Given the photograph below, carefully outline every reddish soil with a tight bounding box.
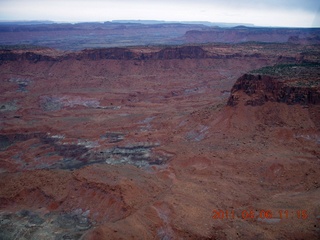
[0,43,319,239]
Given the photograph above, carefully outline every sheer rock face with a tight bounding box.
[0,46,209,62]
[75,47,136,60]
[0,50,58,62]
[228,74,320,106]
[152,46,207,59]
[77,46,208,60]
[1,45,272,63]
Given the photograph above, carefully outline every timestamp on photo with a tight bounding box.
[212,209,308,220]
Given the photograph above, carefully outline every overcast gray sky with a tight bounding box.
[0,0,319,27]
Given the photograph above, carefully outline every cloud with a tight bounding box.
[0,0,319,27]
[171,0,320,12]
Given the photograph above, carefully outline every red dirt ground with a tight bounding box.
[0,44,319,239]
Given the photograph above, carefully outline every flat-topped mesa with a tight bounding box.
[152,46,207,59]
[0,46,209,62]
[0,49,58,62]
[227,63,320,106]
[74,47,136,60]
[74,46,208,60]
[0,48,137,62]
[74,45,210,61]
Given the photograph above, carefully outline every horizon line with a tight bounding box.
[0,19,319,28]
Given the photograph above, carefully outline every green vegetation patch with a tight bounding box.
[250,62,320,85]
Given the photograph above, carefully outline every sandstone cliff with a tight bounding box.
[228,64,320,106]
[0,46,210,62]
[152,46,207,59]
[0,45,276,62]
[2,44,317,63]
[0,49,58,62]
